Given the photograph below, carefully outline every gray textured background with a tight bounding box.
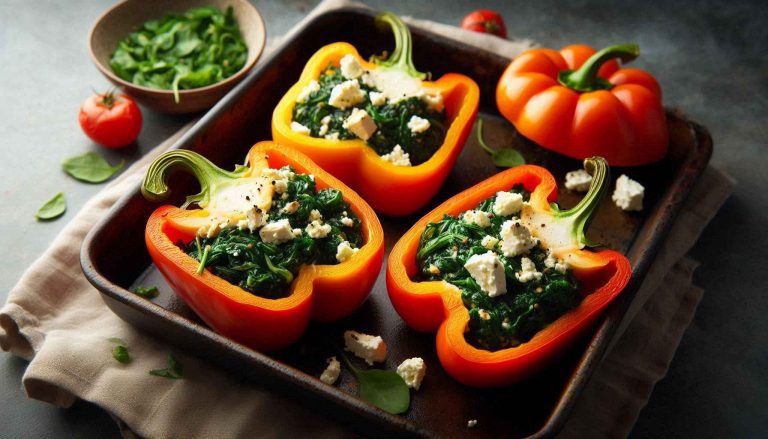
[0,0,766,437]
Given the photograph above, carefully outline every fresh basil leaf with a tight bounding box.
[492,148,525,168]
[132,285,159,299]
[356,369,411,414]
[149,353,184,379]
[108,338,131,364]
[62,152,124,183]
[35,192,66,220]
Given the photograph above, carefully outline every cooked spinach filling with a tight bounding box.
[186,168,363,299]
[292,65,446,166]
[416,186,582,351]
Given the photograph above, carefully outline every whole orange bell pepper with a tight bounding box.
[142,142,384,351]
[386,157,631,387]
[272,13,479,216]
[497,44,668,166]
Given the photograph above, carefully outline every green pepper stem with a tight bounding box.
[372,12,428,80]
[556,156,610,247]
[558,44,639,92]
[141,150,246,209]
[476,119,497,155]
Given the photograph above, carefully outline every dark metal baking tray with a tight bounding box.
[81,6,712,438]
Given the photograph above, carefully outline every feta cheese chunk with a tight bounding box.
[336,240,359,263]
[369,91,386,106]
[259,219,295,245]
[309,209,322,221]
[328,79,365,109]
[612,174,644,211]
[341,216,355,227]
[396,357,427,390]
[544,250,568,274]
[421,92,444,112]
[342,108,377,140]
[462,210,492,228]
[319,356,341,385]
[564,169,593,192]
[407,115,430,134]
[306,220,332,239]
[339,54,364,79]
[464,251,507,297]
[499,219,538,257]
[493,191,524,217]
[296,79,320,103]
[344,330,387,365]
[481,235,499,250]
[281,201,299,215]
[381,145,412,167]
[516,256,542,283]
[290,121,311,135]
[245,206,267,231]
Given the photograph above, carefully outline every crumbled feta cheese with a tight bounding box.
[328,79,365,109]
[407,115,430,134]
[290,121,311,135]
[428,264,440,275]
[342,108,377,140]
[336,240,359,263]
[281,201,299,214]
[325,132,339,140]
[319,356,341,385]
[306,220,332,239]
[612,174,644,211]
[421,92,444,112]
[261,167,296,182]
[396,357,427,390]
[478,309,491,320]
[499,219,537,257]
[481,235,499,250]
[516,257,542,283]
[369,91,386,106]
[292,228,302,237]
[544,250,568,274]
[360,72,376,88]
[344,330,387,365]
[381,145,412,167]
[274,179,288,194]
[309,209,322,221]
[296,79,320,103]
[493,191,524,217]
[564,169,593,192]
[281,192,289,200]
[339,54,364,79]
[259,219,295,244]
[464,251,507,297]
[467,419,478,428]
[318,124,329,136]
[245,206,267,232]
[462,210,492,228]
[341,217,354,227]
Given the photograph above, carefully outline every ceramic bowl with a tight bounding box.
[88,0,266,114]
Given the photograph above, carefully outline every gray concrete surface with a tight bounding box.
[0,0,765,437]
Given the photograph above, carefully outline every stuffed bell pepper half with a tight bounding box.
[272,12,479,216]
[386,157,631,387]
[141,142,384,351]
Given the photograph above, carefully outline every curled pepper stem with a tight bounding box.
[553,156,610,247]
[141,150,246,209]
[372,12,428,80]
[558,44,639,92]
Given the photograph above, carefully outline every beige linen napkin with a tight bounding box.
[0,1,735,438]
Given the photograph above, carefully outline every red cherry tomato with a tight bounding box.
[79,91,142,149]
[460,10,507,39]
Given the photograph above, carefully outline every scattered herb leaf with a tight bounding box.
[108,337,130,364]
[35,192,66,220]
[62,152,124,183]
[339,352,410,414]
[132,285,159,299]
[149,353,184,379]
[477,118,525,168]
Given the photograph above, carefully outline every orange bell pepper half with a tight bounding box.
[272,13,479,216]
[142,142,384,351]
[386,157,631,387]
[497,44,668,166]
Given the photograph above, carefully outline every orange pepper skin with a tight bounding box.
[272,43,480,216]
[386,165,631,387]
[497,44,668,167]
[145,142,385,351]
